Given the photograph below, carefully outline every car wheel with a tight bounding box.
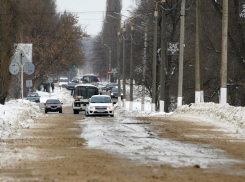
[59,109,62,113]
[73,110,79,114]
[111,114,114,117]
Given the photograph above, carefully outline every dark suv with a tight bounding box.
[44,99,63,113]
[110,87,123,99]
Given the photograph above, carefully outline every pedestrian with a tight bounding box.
[51,82,54,93]
[44,83,47,92]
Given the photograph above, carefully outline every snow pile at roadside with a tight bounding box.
[0,100,43,139]
[172,102,245,135]
[115,97,172,118]
[37,87,73,106]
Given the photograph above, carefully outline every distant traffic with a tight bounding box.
[26,74,120,117]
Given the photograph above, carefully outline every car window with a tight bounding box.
[28,93,38,97]
[112,88,122,92]
[91,97,111,103]
[68,82,76,86]
[46,100,60,104]
[59,78,68,82]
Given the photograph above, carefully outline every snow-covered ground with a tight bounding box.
[81,117,242,168]
[1,86,245,168]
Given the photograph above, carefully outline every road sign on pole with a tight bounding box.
[14,50,29,64]
[111,69,117,74]
[23,62,35,75]
[26,80,33,87]
[14,43,33,62]
[9,50,35,103]
[9,62,20,75]
[239,2,245,23]
[48,77,53,83]
[108,70,112,75]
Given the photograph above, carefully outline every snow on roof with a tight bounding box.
[75,83,98,88]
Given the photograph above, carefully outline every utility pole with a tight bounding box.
[104,44,111,83]
[21,53,24,103]
[177,0,186,107]
[117,27,122,106]
[129,19,134,111]
[151,3,158,112]
[109,49,111,83]
[123,22,126,108]
[195,0,201,104]
[160,6,166,112]
[141,27,147,111]
[220,0,228,104]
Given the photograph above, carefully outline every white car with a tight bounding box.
[85,95,115,117]
[58,77,69,87]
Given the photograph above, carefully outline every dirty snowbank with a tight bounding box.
[0,86,73,139]
[172,103,245,136]
[0,100,43,139]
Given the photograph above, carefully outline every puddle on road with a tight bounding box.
[79,117,243,169]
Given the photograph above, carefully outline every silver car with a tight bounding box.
[85,95,115,117]
[26,92,40,103]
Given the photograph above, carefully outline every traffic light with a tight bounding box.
[73,65,76,68]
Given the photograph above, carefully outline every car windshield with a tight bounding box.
[91,97,111,103]
[46,100,61,104]
[59,78,68,82]
[28,93,39,97]
[74,86,98,99]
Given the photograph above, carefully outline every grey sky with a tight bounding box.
[55,0,136,36]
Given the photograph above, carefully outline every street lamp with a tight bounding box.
[113,12,150,110]
[151,0,165,111]
[103,20,122,107]
[104,44,111,83]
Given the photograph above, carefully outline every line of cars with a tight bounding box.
[26,75,120,117]
[71,83,117,117]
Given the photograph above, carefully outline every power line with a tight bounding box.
[0,10,129,15]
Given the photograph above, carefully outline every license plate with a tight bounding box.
[97,110,105,113]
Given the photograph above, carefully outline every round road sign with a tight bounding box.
[9,62,20,75]
[48,77,53,83]
[23,62,35,75]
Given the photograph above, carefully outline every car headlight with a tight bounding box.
[111,93,114,96]
[89,106,95,110]
[45,106,51,108]
[107,106,114,110]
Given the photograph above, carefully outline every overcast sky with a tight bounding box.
[55,0,136,36]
